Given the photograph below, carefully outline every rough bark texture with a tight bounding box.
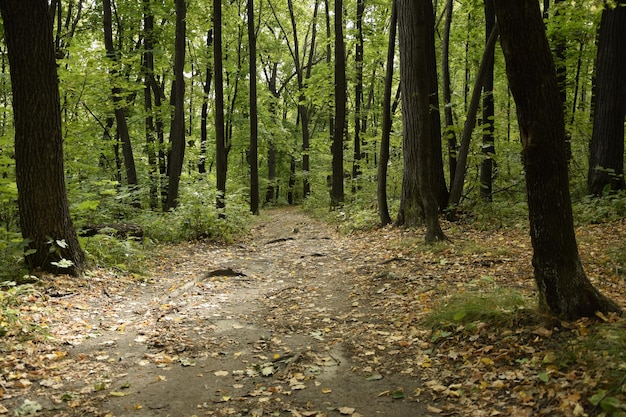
[494,0,621,320]
[396,0,445,243]
[0,0,85,275]
[587,0,626,196]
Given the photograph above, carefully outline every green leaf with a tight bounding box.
[51,258,75,269]
[537,371,549,383]
[392,389,405,399]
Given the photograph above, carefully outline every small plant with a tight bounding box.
[424,288,535,330]
[81,234,147,274]
[0,281,45,340]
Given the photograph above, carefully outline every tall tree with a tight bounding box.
[587,0,626,196]
[0,0,85,275]
[164,0,187,211]
[248,0,259,215]
[441,0,457,183]
[377,0,397,226]
[352,0,365,191]
[494,0,621,319]
[331,0,346,207]
[214,0,229,211]
[396,0,446,243]
[102,0,138,191]
[480,0,496,202]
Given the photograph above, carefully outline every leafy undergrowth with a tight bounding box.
[1,213,626,416]
[334,220,626,417]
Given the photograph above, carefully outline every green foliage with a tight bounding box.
[424,289,535,330]
[0,281,45,340]
[140,184,253,243]
[573,192,626,225]
[81,234,147,274]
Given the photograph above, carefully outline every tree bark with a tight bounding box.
[248,0,259,215]
[331,0,346,208]
[164,0,187,211]
[441,0,457,183]
[352,0,365,192]
[396,0,446,243]
[587,0,626,196]
[102,0,138,191]
[494,0,621,320]
[480,0,495,202]
[0,0,85,275]
[214,0,228,212]
[377,0,396,226]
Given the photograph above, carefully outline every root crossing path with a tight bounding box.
[4,208,436,417]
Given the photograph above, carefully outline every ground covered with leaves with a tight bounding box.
[1,207,626,416]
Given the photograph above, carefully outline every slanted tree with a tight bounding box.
[0,0,85,275]
[587,0,626,196]
[494,0,621,320]
[396,0,446,243]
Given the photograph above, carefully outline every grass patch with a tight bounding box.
[424,288,536,330]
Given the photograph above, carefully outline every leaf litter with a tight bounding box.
[0,209,625,416]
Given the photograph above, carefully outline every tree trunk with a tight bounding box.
[248,0,259,215]
[480,0,495,202]
[494,0,621,320]
[199,28,213,175]
[396,0,446,243]
[441,0,457,183]
[142,0,159,210]
[447,26,499,215]
[0,0,85,275]
[164,0,187,211]
[331,0,346,208]
[352,0,365,192]
[214,0,228,211]
[102,0,138,192]
[377,0,396,226]
[587,0,626,196]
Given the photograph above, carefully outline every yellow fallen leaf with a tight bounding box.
[322,388,332,394]
[214,370,229,376]
[427,405,442,414]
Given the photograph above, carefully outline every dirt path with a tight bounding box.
[2,208,433,417]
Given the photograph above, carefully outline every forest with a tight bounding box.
[1,0,626,415]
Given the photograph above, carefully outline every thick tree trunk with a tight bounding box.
[494,0,621,320]
[0,0,85,275]
[396,0,445,243]
[377,0,396,226]
[587,0,626,196]
[164,0,187,211]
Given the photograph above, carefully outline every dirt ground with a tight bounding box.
[2,207,626,417]
[1,208,437,416]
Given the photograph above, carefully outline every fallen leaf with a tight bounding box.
[214,370,229,376]
[339,407,355,415]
